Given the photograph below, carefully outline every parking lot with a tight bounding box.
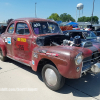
[0,59,100,100]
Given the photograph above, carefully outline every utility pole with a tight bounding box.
[91,0,95,25]
[76,8,77,22]
[35,3,37,17]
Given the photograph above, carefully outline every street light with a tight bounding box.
[35,3,37,17]
[91,0,95,25]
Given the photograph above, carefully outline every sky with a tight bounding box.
[0,0,100,22]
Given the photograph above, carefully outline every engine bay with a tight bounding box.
[36,34,93,47]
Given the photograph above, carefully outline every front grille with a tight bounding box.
[92,51,100,61]
[82,51,100,72]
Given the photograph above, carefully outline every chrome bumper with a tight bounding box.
[81,62,100,75]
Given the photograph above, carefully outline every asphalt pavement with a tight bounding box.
[0,58,100,100]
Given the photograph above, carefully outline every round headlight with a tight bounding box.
[75,53,83,65]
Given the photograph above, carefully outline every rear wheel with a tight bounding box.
[42,64,65,91]
[0,48,7,61]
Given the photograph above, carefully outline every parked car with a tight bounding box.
[0,18,100,91]
[93,28,100,36]
[0,25,7,34]
[63,30,99,42]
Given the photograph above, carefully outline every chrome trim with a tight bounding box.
[82,66,91,73]
[81,63,91,75]
[82,60,100,74]
[81,51,100,76]
[81,62,90,74]
[75,52,83,65]
[83,56,100,63]
[91,63,100,73]
[80,62,83,77]
[7,56,31,67]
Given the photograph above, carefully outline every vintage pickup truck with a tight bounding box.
[0,18,100,91]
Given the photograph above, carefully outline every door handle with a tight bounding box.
[13,37,16,41]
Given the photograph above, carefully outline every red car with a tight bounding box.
[0,18,100,91]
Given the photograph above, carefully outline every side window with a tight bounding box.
[7,24,14,34]
[16,23,30,35]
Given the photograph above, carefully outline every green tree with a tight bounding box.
[47,13,60,21]
[92,16,99,24]
[59,13,75,22]
[78,16,86,22]
[77,16,99,23]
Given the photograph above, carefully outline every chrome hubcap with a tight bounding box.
[45,68,57,86]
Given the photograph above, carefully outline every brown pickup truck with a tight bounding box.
[0,18,100,91]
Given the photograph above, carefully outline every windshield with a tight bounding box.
[83,31,97,39]
[32,22,62,35]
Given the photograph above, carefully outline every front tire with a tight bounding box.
[0,48,7,61]
[42,64,65,91]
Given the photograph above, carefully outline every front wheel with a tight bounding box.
[42,64,65,91]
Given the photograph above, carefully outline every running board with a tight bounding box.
[7,55,31,67]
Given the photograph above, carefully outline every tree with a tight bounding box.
[7,19,14,26]
[59,13,75,22]
[47,13,75,22]
[47,13,60,21]
[78,16,87,22]
[92,16,99,24]
[77,16,99,24]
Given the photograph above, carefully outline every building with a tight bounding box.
[0,22,7,27]
[77,22,91,28]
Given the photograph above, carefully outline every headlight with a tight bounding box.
[75,52,83,65]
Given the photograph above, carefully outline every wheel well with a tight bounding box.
[0,47,5,56]
[0,48,2,53]
[37,58,56,72]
